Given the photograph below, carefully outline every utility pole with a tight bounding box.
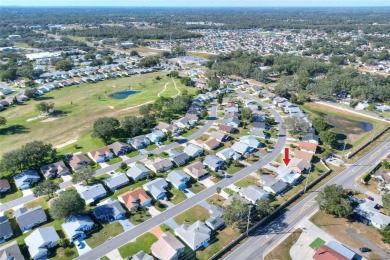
[246,205,253,236]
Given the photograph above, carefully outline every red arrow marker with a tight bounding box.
[283,147,291,166]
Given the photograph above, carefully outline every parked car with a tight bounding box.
[367,196,374,201]
[359,247,371,253]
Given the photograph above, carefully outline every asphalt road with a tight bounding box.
[0,105,217,213]
[77,92,287,260]
[225,136,390,260]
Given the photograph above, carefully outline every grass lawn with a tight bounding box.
[181,128,198,137]
[118,232,158,258]
[264,229,302,260]
[106,156,123,165]
[84,222,123,248]
[225,164,244,174]
[145,143,158,151]
[14,43,29,48]
[310,210,388,259]
[187,178,206,194]
[223,188,235,195]
[0,72,196,155]
[234,175,259,188]
[206,194,226,207]
[167,186,187,204]
[100,257,110,260]
[196,227,241,260]
[309,237,325,250]
[0,182,23,203]
[128,208,152,225]
[174,205,210,225]
[24,196,49,209]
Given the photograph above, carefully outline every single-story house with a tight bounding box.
[25,227,59,260]
[128,135,151,150]
[221,117,240,128]
[0,241,24,260]
[174,117,195,129]
[151,232,185,260]
[0,179,10,193]
[103,172,129,192]
[108,141,131,156]
[146,129,165,143]
[68,153,91,171]
[14,170,40,190]
[276,166,302,185]
[127,164,150,181]
[183,143,203,158]
[166,170,190,190]
[62,214,95,242]
[118,188,152,211]
[40,161,70,179]
[239,185,269,204]
[132,250,154,260]
[203,138,221,151]
[169,150,190,166]
[216,148,240,161]
[231,142,253,155]
[156,122,181,136]
[210,131,228,142]
[92,199,126,222]
[75,183,107,205]
[143,157,173,173]
[313,245,348,260]
[218,124,237,134]
[239,135,261,148]
[175,221,211,251]
[326,241,361,260]
[223,194,250,207]
[183,161,208,179]
[203,155,225,172]
[143,178,168,200]
[0,216,13,243]
[354,200,390,230]
[90,147,114,163]
[302,133,319,144]
[223,112,240,119]
[259,175,289,195]
[288,158,311,173]
[294,150,314,163]
[205,205,225,231]
[14,206,47,232]
[298,141,317,154]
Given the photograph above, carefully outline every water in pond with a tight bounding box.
[110,90,140,99]
[325,115,373,135]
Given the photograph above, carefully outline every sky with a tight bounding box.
[1,0,390,7]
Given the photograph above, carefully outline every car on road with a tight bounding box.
[359,247,371,253]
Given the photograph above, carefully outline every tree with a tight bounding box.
[256,199,273,219]
[284,116,310,134]
[121,116,143,137]
[207,77,220,90]
[217,93,224,105]
[223,198,248,228]
[50,190,85,220]
[367,104,376,111]
[380,225,390,244]
[319,130,338,147]
[142,114,156,129]
[199,110,208,119]
[316,184,353,218]
[36,102,54,115]
[139,104,152,115]
[92,117,120,144]
[241,107,253,128]
[33,180,60,198]
[265,117,275,126]
[165,131,174,142]
[382,160,390,169]
[216,187,222,195]
[25,88,39,99]
[55,59,74,71]
[312,117,330,133]
[383,193,390,211]
[0,116,6,126]
[180,77,192,86]
[72,166,95,184]
[169,71,179,78]
[130,50,139,57]
[120,162,128,171]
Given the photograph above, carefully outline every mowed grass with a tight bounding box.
[118,232,158,258]
[264,229,302,260]
[0,73,196,155]
[309,237,325,250]
[84,221,123,248]
[234,175,259,188]
[173,205,210,225]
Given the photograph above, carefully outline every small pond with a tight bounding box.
[325,115,373,135]
[110,90,140,99]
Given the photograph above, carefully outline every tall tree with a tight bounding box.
[121,116,143,137]
[36,102,54,115]
[284,116,310,134]
[223,198,248,228]
[92,117,120,144]
[33,180,60,198]
[72,166,95,184]
[319,130,338,147]
[50,190,86,220]
[256,199,273,219]
[312,117,330,133]
[217,93,224,105]
[316,184,353,218]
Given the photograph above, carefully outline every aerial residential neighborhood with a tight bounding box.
[0,3,390,260]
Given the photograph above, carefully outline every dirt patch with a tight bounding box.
[41,117,60,122]
[108,106,115,110]
[54,139,78,149]
[112,85,117,88]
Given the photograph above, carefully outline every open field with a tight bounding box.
[0,73,196,155]
[301,103,389,153]
[265,229,302,260]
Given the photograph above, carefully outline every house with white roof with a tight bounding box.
[239,135,262,148]
[175,221,211,251]
[75,183,107,205]
[143,178,168,200]
[276,166,302,185]
[25,227,59,260]
[354,200,390,229]
[127,163,150,181]
[239,186,269,204]
[62,214,94,242]
[216,148,240,161]
[183,144,203,158]
[231,142,254,155]
[166,170,190,190]
[103,172,129,192]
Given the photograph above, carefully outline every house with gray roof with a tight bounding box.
[75,183,107,205]
[143,178,168,200]
[103,172,129,192]
[62,214,94,241]
[203,155,225,172]
[92,199,126,222]
[40,161,70,179]
[183,161,208,179]
[183,144,203,158]
[169,150,190,166]
[223,194,250,207]
[14,170,40,190]
[239,186,269,204]
[221,117,240,128]
[128,135,150,150]
[146,129,165,143]
[354,200,390,230]
[166,170,190,190]
[0,216,13,243]
[151,232,185,260]
[175,221,211,251]
[25,227,59,259]
[302,132,319,144]
[14,206,47,232]
[108,141,131,156]
[216,148,240,161]
[276,166,302,185]
[231,142,253,155]
[259,175,288,195]
[143,157,173,173]
[127,164,150,181]
[204,205,225,230]
[0,241,24,260]
[132,250,154,260]
[239,135,262,148]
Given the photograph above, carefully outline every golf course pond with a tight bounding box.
[110,90,141,99]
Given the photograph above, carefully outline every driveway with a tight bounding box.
[120,155,130,161]
[147,205,161,217]
[61,175,72,182]
[105,249,123,260]
[183,189,195,198]
[22,189,33,196]
[164,218,179,230]
[159,200,174,209]
[117,218,134,231]
[99,162,109,168]
[199,177,215,188]
[75,240,92,255]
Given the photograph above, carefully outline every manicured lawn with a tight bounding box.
[167,186,187,204]
[181,128,198,137]
[0,72,195,155]
[226,164,244,174]
[206,194,226,207]
[223,188,235,195]
[309,237,325,250]
[106,156,123,165]
[145,143,158,151]
[0,182,23,203]
[118,232,158,258]
[174,205,210,225]
[14,43,29,48]
[187,178,206,194]
[24,197,49,209]
[234,175,259,188]
[84,222,123,248]
[128,209,152,225]
[264,229,302,260]
[100,257,110,260]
